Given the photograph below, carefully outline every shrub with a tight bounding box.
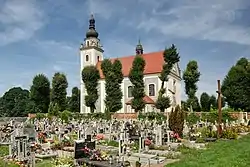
[186,113,200,125]
[169,105,185,137]
[221,129,238,139]
[138,112,166,121]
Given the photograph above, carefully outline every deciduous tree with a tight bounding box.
[155,44,180,112]
[129,55,146,112]
[209,95,217,110]
[183,60,201,112]
[200,92,211,112]
[82,65,100,113]
[29,74,50,113]
[0,87,29,117]
[221,58,250,111]
[51,72,68,111]
[69,87,80,112]
[101,59,123,113]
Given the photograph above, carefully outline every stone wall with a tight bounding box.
[112,112,250,120]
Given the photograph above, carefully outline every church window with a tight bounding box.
[86,55,89,61]
[149,84,155,96]
[97,56,100,61]
[87,41,89,46]
[128,86,132,98]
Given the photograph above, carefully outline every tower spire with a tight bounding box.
[136,39,143,55]
[86,14,98,38]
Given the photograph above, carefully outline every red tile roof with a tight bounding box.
[96,51,164,79]
[125,95,155,105]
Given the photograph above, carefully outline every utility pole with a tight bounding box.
[216,80,222,137]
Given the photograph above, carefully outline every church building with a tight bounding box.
[80,15,181,114]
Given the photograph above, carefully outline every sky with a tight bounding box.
[0,0,250,100]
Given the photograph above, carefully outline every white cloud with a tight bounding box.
[135,0,250,45]
[0,0,45,45]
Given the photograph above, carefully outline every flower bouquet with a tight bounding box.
[38,132,46,143]
[82,146,108,161]
[144,138,152,146]
[96,134,104,141]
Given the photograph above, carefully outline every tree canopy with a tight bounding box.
[155,44,180,112]
[82,65,100,113]
[51,72,68,111]
[29,74,50,113]
[0,87,29,117]
[183,60,201,112]
[101,59,123,113]
[68,87,80,113]
[200,92,210,112]
[222,58,250,111]
[129,55,146,112]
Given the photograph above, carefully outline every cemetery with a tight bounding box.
[0,110,250,167]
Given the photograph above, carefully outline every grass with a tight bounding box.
[166,135,250,167]
[0,145,53,167]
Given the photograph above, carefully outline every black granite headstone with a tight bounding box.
[86,135,91,141]
[74,141,96,159]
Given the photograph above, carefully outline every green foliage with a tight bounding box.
[101,59,123,113]
[0,87,29,117]
[156,45,180,112]
[186,96,200,112]
[68,87,80,112]
[186,113,200,125]
[36,113,46,120]
[29,74,50,113]
[183,60,201,111]
[102,140,119,147]
[51,72,68,111]
[138,112,166,121]
[201,111,236,123]
[181,100,189,111]
[155,91,171,112]
[128,55,146,112]
[0,145,8,156]
[221,129,238,139]
[209,95,217,110]
[48,102,60,116]
[222,58,250,111]
[82,65,100,113]
[200,92,210,112]
[169,105,185,136]
[60,110,72,123]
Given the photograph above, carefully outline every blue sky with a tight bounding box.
[0,0,250,100]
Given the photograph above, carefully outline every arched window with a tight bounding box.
[149,84,155,96]
[97,56,100,62]
[128,86,133,98]
[87,41,89,46]
[86,55,89,61]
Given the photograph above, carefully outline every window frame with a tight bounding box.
[148,83,156,96]
[127,86,133,98]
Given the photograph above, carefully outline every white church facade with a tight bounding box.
[80,15,182,114]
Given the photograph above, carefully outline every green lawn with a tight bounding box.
[167,135,250,167]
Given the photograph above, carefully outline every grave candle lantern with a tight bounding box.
[109,155,113,164]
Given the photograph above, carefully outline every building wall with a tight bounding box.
[80,63,182,114]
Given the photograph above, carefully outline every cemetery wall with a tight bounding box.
[190,112,250,119]
[112,112,250,120]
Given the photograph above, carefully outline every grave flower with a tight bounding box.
[144,138,152,146]
[38,132,46,143]
[96,134,104,140]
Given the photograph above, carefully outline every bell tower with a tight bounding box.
[80,14,104,113]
